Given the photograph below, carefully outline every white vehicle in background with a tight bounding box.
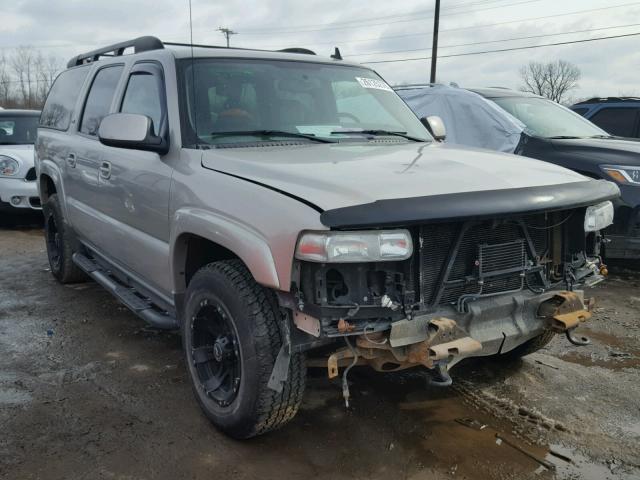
[0,110,41,214]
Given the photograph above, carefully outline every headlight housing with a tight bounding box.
[601,165,640,185]
[0,155,20,177]
[295,230,413,263]
[584,201,614,232]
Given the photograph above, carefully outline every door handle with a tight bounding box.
[66,153,77,168]
[99,161,112,180]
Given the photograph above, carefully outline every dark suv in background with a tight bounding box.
[572,97,640,139]
[398,85,640,260]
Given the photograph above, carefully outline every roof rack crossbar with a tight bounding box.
[67,36,164,68]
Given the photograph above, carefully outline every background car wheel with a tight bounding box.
[182,259,306,439]
[499,329,556,360]
[42,194,86,284]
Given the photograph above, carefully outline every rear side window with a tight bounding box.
[40,67,89,130]
[590,107,639,138]
[80,66,124,136]
[572,107,588,116]
[120,71,163,136]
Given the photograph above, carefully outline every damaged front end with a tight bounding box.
[277,184,617,402]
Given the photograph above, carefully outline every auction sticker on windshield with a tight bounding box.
[356,77,393,92]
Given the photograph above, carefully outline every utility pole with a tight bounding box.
[218,27,237,48]
[429,0,441,84]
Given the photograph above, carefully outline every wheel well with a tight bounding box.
[183,235,239,286]
[40,174,57,203]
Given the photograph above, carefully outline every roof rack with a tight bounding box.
[278,48,316,55]
[575,97,640,105]
[67,36,164,68]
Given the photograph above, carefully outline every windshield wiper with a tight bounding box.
[547,136,584,139]
[590,134,615,139]
[209,130,337,144]
[330,129,425,142]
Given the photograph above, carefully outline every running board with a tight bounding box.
[72,253,178,330]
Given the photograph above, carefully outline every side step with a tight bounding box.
[72,253,178,330]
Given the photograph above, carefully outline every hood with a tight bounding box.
[551,137,640,167]
[0,144,35,178]
[201,141,589,211]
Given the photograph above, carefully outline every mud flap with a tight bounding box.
[267,344,290,393]
[267,317,292,393]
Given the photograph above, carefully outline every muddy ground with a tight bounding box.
[1,215,639,480]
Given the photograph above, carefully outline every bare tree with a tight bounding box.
[519,60,581,104]
[0,47,63,109]
[0,52,12,106]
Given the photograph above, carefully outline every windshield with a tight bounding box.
[0,115,39,145]
[180,59,432,146]
[490,96,607,139]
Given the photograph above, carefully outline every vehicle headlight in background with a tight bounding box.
[584,201,614,232]
[295,230,413,262]
[601,165,640,185]
[0,155,20,177]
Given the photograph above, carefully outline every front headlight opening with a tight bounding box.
[584,201,614,232]
[295,230,413,263]
[0,155,20,177]
[602,165,640,185]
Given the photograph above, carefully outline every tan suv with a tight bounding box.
[36,36,618,438]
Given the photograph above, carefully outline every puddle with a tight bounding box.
[558,327,640,371]
[295,369,640,480]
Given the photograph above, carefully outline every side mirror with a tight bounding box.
[420,115,446,142]
[98,113,168,155]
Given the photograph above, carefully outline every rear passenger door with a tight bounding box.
[66,64,124,247]
[96,62,173,298]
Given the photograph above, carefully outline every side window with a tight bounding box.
[80,65,124,136]
[120,69,164,136]
[40,67,90,130]
[572,107,588,116]
[590,107,639,138]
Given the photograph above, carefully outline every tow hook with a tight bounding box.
[538,291,592,346]
[566,329,591,346]
[429,362,453,387]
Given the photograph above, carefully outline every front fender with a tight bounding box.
[170,207,280,294]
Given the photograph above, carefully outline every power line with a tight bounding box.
[238,0,531,33]
[250,1,640,49]
[361,31,640,64]
[346,22,640,57]
[238,0,539,35]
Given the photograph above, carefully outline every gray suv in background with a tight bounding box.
[36,36,618,439]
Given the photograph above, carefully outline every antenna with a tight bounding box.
[331,47,342,60]
[218,27,237,48]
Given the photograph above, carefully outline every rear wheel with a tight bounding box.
[42,194,86,284]
[182,260,306,439]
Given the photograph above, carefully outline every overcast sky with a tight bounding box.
[2,0,639,101]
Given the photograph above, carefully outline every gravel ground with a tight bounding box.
[1,215,639,480]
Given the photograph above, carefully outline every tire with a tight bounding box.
[42,194,86,284]
[500,329,556,360]
[182,259,306,439]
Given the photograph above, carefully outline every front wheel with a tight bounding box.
[499,330,556,360]
[182,260,306,439]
